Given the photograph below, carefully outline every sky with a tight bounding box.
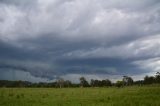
[0,0,160,83]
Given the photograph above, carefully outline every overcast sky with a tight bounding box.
[0,0,160,82]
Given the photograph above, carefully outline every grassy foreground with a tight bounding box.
[0,85,160,106]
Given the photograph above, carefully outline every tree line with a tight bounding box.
[0,72,160,88]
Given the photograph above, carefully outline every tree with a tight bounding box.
[104,79,112,86]
[100,79,111,87]
[115,81,123,87]
[155,72,160,83]
[144,76,155,84]
[56,78,65,88]
[79,77,89,87]
[94,80,100,87]
[90,79,95,87]
[134,80,143,86]
[64,80,72,88]
[122,76,134,86]
[90,79,112,87]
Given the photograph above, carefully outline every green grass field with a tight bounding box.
[0,85,160,106]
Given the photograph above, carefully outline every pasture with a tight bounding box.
[0,85,160,106]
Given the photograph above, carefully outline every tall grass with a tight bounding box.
[0,85,160,106]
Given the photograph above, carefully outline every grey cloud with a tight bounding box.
[101,0,160,11]
[0,69,49,82]
[0,0,160,82]
[133,57,160,73]
[63,35,160,59]
[0,59,56,79]
[0,0,37,8]
[1,0,160,43]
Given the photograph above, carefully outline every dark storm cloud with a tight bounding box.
[0,0,160,82]
[55,57,145,75]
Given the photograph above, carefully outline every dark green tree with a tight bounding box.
[144,76,155,84]
[79,77,89,87]
[115,81,123,87]
[155,72,160,83]
[90,79,95,87]
[122,76,134,86]
[64,80,72,88]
